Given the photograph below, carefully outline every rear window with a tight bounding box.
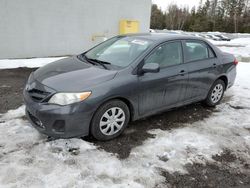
[184,41,216,62]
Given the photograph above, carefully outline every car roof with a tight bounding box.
[119,33,205,43]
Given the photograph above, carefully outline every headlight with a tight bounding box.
[48,92,91,105]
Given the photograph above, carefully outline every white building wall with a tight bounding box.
[0,0,152,59]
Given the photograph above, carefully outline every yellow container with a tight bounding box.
[119,20,139,34]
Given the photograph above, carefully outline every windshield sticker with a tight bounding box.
[131,40,148,45]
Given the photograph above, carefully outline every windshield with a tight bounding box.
[84,36,153,68]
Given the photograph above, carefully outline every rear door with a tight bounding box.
[138,41,188,115]
[183,40,219,101]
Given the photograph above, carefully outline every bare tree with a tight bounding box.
[165,4,189,30]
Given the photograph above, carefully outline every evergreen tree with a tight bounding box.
[150,4,166,29]
[150,0,250,33]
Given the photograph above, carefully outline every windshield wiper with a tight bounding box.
[77,54,96,66]
[78,54,96,66]
[87,58,111,70]
[81,55,110,69]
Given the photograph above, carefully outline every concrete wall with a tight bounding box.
[0,0,151,59]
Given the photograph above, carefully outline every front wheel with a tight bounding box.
[90,100,130,141]
[205,79,226,107]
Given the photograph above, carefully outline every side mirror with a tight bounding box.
[141,63,160,74]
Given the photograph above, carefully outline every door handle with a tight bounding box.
[178,70,187,76]
[212,63,217,68]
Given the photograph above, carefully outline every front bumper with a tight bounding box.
[24,89,95,138]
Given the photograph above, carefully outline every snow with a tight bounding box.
[218,46,250,62]
[0,62,250,187]
[0,108,163,188]
[209,37,250,62]
[0,57,66,69]
[210,37,250,47]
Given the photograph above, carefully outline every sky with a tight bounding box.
[152,0,201,10]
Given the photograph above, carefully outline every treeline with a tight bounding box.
[151,0,250,33]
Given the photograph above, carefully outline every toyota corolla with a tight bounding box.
[24,33,237,140]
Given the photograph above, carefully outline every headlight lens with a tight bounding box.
[48,92,91,105]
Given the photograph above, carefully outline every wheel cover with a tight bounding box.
[211,83,223,103]
[99,107,125,136]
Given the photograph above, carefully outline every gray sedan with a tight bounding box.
[24,33,237,140]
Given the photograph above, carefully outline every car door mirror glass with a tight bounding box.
[141,63,160,74]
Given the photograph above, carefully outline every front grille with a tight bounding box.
[28,88,51,102]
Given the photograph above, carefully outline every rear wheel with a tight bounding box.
[205,79,226,107]
[91,100,130,141]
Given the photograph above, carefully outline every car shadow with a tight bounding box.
[84,102,218,159]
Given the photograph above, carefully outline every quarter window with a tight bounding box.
[208,47,216,58]
[185,41,213,62]
[145,41,182,68]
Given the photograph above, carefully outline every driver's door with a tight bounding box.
[138,41,188,116]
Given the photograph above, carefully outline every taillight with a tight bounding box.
[233,59,238,65]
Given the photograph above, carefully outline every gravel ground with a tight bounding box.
[0,68,249,188]
[0,68,36,113]
[161,149,250,187]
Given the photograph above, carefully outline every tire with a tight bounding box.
[90,100,130,141]
[205,79,226,107]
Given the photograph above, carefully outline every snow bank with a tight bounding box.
[0,57,66,69]
[0,63,250,187]
[209,38,250,62]
[211,37,250,47]
[218,45,250,62]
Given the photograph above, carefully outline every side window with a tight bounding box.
[185,41,209,62]
[145,41,182,68]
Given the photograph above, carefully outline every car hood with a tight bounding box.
[33,56,117,92]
